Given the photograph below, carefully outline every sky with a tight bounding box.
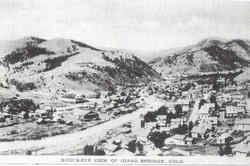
[0,0,250,51]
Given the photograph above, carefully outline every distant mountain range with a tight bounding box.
[149,38,250,80]
[0,37,161,96]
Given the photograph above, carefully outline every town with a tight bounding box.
[81,73,250,157]
[0,71,250,156]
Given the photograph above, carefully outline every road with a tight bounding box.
[188,99,200,123]
[0,95,165,155]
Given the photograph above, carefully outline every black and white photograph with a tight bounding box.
[0,0,250,164]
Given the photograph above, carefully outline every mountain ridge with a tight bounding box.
[149,38,250,77]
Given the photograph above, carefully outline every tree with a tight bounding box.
[83,145,94,155]
[94,148,105,155]
[175,104,183,117]
[199,99,207,109]
[147,131,169,148]
[127,140,136,153]
[144,112,156,122]
[157,106,168,115]
[210,95,217,104]
[188,121,194,131]
[224,143,232,155]
[137,142,144,154]
[172,124,188,135]
[218,145,224,156]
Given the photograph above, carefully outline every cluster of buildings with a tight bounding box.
[130,75,250,156]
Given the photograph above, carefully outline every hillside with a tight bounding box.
[149,38,250,77]
[0,37,161,102]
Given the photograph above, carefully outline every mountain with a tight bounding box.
[0,37,161,101]
[149,38,250,77]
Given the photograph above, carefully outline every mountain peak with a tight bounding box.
[17,36,46,45]
[197,37,227,48]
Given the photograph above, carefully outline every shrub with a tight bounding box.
[9,79,36,92]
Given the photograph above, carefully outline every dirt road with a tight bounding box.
[188,99,200,123]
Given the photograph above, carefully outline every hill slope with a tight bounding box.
[0,37,161,100]
[149,38,250,77]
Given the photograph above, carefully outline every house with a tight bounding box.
[207,116,218,125]
[184,137,195,145]
[225,106,238,118]
[191,90,202,99]
[233,143,250,157]
[191,126,206,138]
[102,143,118,155]
[216,95,224,105]
[159,126,171,132]
[144,122,157,129]
[225,86,237,93]
[35,107,51,118]
[156,115,167,127]
[216,133,232,144]
[164,135,185,145]
[177,99,190,113]
[234,118,250,131]
[231,93,245,103]
[237,102,247,114]
[170,118,186,129]
[84,111,99,121]
[219,108,226,122]
[207,103,215,114]
[75,95,88,104]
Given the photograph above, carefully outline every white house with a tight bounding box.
[216,133,231,144]
[234,118,250,131]
[233,143,250,157]
[156,115,167,127]
[177,99,190,113]
[225,106,238,118]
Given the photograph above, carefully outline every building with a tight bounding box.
[144,122,157,129]
[156,115,167,127]
[237,102,247,114]
[218,109,226,122]
[225,106,238,118]
[191,126,206,138]
[231,93,245,103]
[184,137,195,145]
[233,143,250,157]
[207,116,218,125]
[170,118,186,129]
[216,133,231,144]
[177,99,190,113]
[234,118,250,131]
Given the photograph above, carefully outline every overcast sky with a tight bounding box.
[1,0,250,51]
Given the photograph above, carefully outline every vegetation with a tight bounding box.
[0,98,37,114]
[83,144,105,155]
[9,79,36,92]
[147,130,170,148]
[43,54,76,72]
[3,44,54,65]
